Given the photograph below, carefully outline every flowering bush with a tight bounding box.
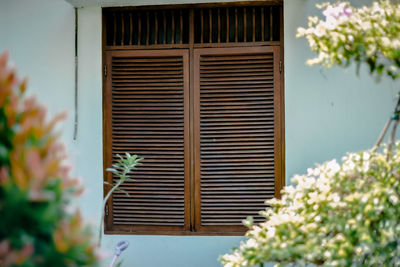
[297,0,400,79]
[0,51,99,266]
[220,146,400,266]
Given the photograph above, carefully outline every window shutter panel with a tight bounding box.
[193,47,282,233]
[104,50,190,233]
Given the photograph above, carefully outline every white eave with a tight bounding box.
[64,0,255,7]
[64,0,279,7]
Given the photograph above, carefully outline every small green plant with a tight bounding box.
[99,153,142,246]
[0,51,99,266]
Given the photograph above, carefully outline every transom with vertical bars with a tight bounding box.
[103,1,284,235]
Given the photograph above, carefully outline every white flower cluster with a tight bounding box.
[220,145,400,266]
[297,0,400,79]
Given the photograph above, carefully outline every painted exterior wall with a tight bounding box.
[0,0,399,266]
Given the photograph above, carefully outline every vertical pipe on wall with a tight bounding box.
[73,7,79,141]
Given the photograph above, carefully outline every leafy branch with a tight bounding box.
[98,153,143,246]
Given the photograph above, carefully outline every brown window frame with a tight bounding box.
[102,1,285,236]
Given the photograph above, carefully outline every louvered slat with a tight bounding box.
[105,50,189,232]
[104,9,190,46]
[194,47,281,232]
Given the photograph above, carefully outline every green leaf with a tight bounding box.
[106,168,118,173]
[116,188,130,197]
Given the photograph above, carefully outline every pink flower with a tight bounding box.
[323,3,352,20]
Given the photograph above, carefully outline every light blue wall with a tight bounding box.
[0,0,399,266]
[284,0,398,180]
[0,0,75,139]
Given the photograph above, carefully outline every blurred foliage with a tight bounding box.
[0,51,99,266]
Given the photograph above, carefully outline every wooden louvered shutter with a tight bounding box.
[193,47,282,233]
[104,50,190,233]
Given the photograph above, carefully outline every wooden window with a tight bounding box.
[103,2,284,235]
[194,47,282,233]
[104,50,190,233]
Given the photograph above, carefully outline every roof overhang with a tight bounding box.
[64,0,281,7]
